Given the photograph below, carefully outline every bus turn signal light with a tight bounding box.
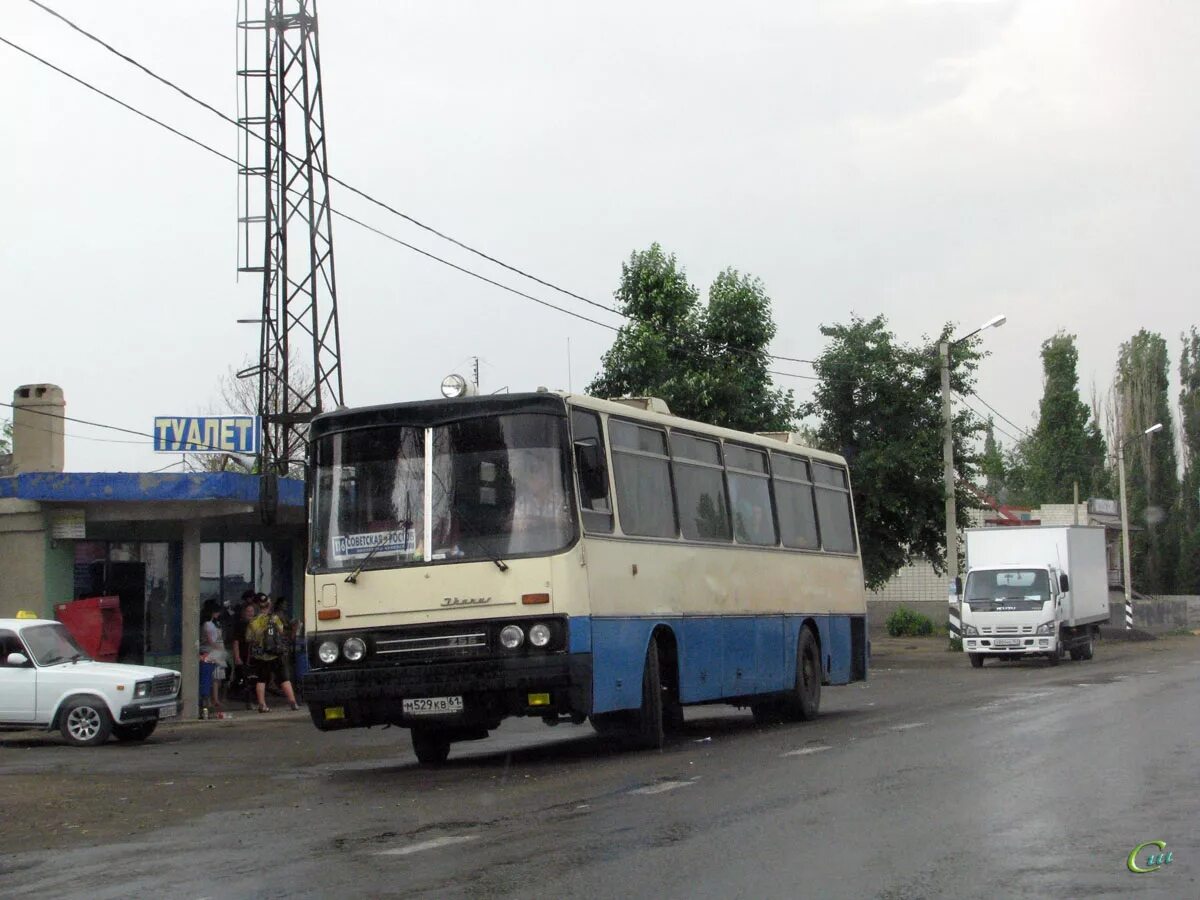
[527,693,550,706]
[522,593,550,605]
[317,609,341,620]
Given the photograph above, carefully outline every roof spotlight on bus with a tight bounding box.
[440,373,478,398]
[499,624,524,649]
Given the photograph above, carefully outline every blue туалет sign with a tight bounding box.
[153,416,259,454]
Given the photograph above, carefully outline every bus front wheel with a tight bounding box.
[632,640,666,750]
[784,629,821,722]
[411,728,451,765]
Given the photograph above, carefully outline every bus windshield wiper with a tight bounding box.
[345,539,387,584]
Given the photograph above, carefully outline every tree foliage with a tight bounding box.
[980,418,1007,502]
[0,418,11,456]
[1007,332,1107,504]
[1177,327,1200,592]
[803,315,983,590]
[588,244,797,432]
[1112,329,1179,593]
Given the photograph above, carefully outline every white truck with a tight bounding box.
[959,526,1110,668]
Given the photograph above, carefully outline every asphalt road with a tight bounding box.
[2,636,1197,899]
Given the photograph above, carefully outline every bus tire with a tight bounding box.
[632,640,665,750]
[411,728,451,765]
[784,628,821,722]
[969,653,984,669]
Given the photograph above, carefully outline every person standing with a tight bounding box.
[230,598,258,710]
[246,595,299,712]
[200,600,229,714]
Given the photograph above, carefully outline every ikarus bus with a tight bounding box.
[301,391,869,764]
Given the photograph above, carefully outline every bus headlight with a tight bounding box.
[528,623,551,648]
[318,641,339,664]
[499,625,524,650]
[342,637,367,662]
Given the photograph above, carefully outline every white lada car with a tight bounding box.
[0,617,181,746]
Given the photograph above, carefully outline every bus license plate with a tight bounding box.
[403,696,463,716]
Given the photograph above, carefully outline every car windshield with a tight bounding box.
[21,623,90,666]
[965,569,1051,603]
[311,412,576,573]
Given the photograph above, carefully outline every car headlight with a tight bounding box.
[499,624,524,649]
[528,623,551,648]
[318,640,340,664]
[342,637,367,662]
[962,624,978,636]
[134,680,150,699]
[1036,622,1055,635]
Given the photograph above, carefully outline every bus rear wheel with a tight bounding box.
[784,628,821,722]
[411,728,451,765]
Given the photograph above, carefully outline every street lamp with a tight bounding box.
[942,313,1006,645]
[1117,421,1163,630]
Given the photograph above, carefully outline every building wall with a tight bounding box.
[0,499,48,617]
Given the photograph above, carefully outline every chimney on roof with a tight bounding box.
[12,384,65,474]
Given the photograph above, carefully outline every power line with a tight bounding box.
[0,32,822,384]
[964,390,1032,440]
[954,393,1024,445]
[22,0,821,370]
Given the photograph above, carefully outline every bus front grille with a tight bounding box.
[374,632,489,656]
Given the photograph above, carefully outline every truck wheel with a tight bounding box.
[631,640,666,750]
[1047,647,1061,667]
[969,653,984,669]
[60,697,113,747]
[112,721,158,742]
[784,628,822,721]
[1079,633,1094,661]
[411,728,451,765]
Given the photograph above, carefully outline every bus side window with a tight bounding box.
[570,410,614,533]
[812,463,857,553]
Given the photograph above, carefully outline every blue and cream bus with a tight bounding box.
[301,391,868,763]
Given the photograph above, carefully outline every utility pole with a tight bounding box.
[940,314,1007,647]
[1117,417,1165,630]
[941,339,960,643]
[237,0,344,519]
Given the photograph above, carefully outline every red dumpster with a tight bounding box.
[55,596,123,662]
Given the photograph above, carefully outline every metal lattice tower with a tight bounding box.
[237,0,343,484]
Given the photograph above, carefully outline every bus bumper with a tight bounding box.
[301,653,592,731]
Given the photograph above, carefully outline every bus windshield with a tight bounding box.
[311,412,576,573]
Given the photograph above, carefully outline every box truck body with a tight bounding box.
[961,526,1109,667]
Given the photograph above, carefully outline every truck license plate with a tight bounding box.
[994,638,1021,647]
[403,696,463,716]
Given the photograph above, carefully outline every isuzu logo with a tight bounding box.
[441,596,491,607]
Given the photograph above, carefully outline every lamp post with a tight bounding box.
[942,313,1006,646]
[1117,421,1163,630]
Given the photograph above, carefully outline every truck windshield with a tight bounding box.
[311,413,576,573]
[22,623,90,666]
[965,569,1051,604]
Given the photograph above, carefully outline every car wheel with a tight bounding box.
[60,697,113,747]
[113,721,158,742]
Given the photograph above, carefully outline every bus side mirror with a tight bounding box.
[1059,573,1070,593]
[953,576,963,596]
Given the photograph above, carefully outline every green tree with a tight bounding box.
[588,244,797,432]
[1010,332,1107,504]
[1113,330,1179,593]
[0,418,11,455]
[980,417,1007,502]
[1177,327,1200,592]
[804,315,983,590]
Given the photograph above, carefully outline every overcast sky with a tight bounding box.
[2,0,1196,473]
